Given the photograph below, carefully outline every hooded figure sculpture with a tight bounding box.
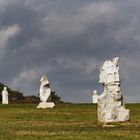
[98,57,129,123]
[37,75,55,109]
[39,75,51,102]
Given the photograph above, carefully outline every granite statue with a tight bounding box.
[98,57,129,123]
[92,90,98,103]
[2,87,9,104]
[37,75,55,108]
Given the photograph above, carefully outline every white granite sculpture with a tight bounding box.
[98,57,129,123]
[37,75,55,109]
[2,87,9,104]
[92,90,98,103]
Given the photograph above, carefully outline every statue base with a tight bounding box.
[36,102,55,109]
[98,94,130,123]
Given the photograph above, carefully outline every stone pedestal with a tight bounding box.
[36,102,55,109]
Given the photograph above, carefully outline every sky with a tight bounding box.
[0,0,140,103]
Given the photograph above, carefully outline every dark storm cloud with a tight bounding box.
[0,0,140,102]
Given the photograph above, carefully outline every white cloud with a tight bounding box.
[11,69,38,89]
[0,24,20,58]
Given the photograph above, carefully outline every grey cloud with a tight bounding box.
[0,0,139,102]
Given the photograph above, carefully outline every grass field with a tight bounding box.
[0,103,140,140]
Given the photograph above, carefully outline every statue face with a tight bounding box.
[107,84,121,100]
[113,91,121,100]
[112,57,119,66]
[4,87,7,90]
[93,90,97,95]
[40,75,48,82]
[107,84,120,93]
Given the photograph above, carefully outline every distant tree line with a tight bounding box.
[0,82,62,103]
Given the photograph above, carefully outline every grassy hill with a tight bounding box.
[0,103,139,140]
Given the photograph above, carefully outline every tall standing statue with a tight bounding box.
[37,75,55,109]
[92,90,98,103]
[98,57,129,123]
[2,87,9,104]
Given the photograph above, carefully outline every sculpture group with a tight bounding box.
[0,57,130,124]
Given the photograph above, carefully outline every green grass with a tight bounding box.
[0,103,140,140]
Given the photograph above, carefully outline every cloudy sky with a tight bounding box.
[0,0,140,103]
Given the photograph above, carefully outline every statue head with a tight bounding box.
[112,57,119,66]
[40,75,49,83]
[93,90,97,95]
[4,87,7,91]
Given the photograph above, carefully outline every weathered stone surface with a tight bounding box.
[2,87,9,104]
[92,90,98,103]
[98,57,129,123]
[36,102,55,109]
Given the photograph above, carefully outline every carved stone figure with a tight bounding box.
[98,57,129,123]
[92,90,98,103]
[2,87,9,104]
[37,75,55,109]
[39,75,51,102]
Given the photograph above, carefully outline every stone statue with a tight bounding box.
[37,75,55,109]
[98,57,129,123]
[39,75,51,102]
[92,90,98,103]
[2,87,9,104]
